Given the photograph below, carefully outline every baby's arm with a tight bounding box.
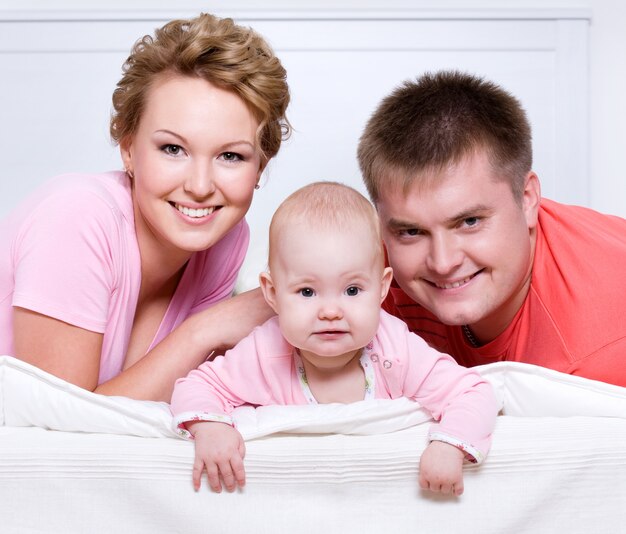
[418,440,465,496]
[187,421,246,493]
[397,325,498,464]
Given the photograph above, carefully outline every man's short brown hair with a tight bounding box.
[357,70,532,203]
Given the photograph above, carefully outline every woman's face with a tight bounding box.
[121,74,262,265]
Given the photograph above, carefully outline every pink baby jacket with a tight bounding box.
[171,310,497,462]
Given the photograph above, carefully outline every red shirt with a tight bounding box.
[384,199,626,387]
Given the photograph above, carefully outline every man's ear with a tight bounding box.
[522,171,541,229]
[259,271,279,314]
[380,266,393,304]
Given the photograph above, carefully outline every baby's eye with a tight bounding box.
[345,286,360,296]
[161,144,183,156]
[300,288,315,297]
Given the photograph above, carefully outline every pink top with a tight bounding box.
[0,171,249,384]
[171,310,497,462]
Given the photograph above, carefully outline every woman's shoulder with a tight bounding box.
[3,171,135,256]
[37,171,133,218]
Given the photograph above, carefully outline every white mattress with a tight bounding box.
[1,355,626,533]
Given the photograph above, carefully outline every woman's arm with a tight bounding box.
[13,287,274,402]
[13,307,103,392]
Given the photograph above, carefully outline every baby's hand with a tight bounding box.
[418,440,465,496]
[187,421,246,493]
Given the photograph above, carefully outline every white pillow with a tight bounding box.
[1,355,176,438]
[478,361,626,417]
[2,355,626,441]
[0,356,434,439]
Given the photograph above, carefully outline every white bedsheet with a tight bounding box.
[1,355,626,533]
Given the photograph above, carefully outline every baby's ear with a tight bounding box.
[380,267,393,303]
[259,271,279,313]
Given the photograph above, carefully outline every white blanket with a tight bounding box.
[4,355,626,439]
[1,355,626,533]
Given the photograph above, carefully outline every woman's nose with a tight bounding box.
[184,162,216,199]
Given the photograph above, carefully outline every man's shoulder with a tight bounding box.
[536,198,626,267]
[539,198,626,236]
[383,285,452,351]
[529,198,626,364]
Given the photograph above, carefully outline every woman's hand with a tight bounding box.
[94,287,274,401]
[418,440,466,496]
[188,421,246,493]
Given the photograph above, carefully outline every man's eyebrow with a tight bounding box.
[448,204,493,223]
[386,217,418,230]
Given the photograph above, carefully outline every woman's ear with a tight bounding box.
[259,271,279,314]
[119,137,134,177]
[380,267,393,304]
[256,156,268,184]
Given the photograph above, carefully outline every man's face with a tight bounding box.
[376,150,540,342]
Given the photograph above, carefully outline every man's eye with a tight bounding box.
[399,228,421,237]
[345,286,360,296]
[300,288,314,297]
[464,217,480,227]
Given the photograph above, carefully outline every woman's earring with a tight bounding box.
[126,168,134,179]
[254,183,260,190]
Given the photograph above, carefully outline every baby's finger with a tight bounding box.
[440,483,454,495]
[206,462,223,493]
[230,454,246,488]
[192,458,205,491]
[418,473,429,491]
[218,460,237,492]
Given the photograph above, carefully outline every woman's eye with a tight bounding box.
[300,288,314,298]
[345,286,360,296]
[161,144,183,156]
[221,152,242,162]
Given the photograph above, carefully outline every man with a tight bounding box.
[357,70,626,387]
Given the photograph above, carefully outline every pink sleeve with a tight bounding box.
[170,319,290,437]
[385,314,498,463]
[12,190,118,332]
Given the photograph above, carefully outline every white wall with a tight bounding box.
[1,0,624,218]
[587,0,626,217]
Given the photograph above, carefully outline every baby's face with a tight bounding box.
[267,222,392,367]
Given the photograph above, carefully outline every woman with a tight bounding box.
[0,13,289,401]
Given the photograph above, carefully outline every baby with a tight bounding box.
[170,182,497,496]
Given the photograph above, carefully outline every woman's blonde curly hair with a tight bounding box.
[110,13,290,165]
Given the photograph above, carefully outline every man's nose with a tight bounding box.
[425,233,463,275]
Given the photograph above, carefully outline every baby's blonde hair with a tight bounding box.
[268,181,383,269]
